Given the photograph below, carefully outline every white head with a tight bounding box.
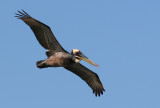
[71,49,98,67]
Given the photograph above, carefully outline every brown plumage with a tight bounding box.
[64,63,105,96]
[15,10,105,96]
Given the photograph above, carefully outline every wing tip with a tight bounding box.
[14,10,32,19]
[93,87,105,97]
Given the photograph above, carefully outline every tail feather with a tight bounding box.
[36,60,48,68]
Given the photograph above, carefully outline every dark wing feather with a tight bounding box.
[64,63,105,96]
[15,10,66,54]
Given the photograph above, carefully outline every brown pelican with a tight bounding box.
[15,10,105,96]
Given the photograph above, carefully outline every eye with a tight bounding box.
[75,52,80,55]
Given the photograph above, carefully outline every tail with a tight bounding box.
[36,60,48,68]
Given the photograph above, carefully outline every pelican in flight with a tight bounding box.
[15,10,105,96]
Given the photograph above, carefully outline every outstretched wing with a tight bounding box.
[64,63,105,96]
[15,10,66,54]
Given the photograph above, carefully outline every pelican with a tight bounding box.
[15,10,105,96]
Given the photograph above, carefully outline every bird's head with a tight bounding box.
[71,49,98,67]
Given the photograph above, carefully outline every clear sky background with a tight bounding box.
[0,0,160,108]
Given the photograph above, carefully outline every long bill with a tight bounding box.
[78,53,99,67]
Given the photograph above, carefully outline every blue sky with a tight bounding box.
[0,0,160,108]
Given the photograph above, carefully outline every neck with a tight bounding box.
[75,58,80,63]
[71,53,81,63]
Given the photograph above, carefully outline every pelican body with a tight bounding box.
[15,10,105,96]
